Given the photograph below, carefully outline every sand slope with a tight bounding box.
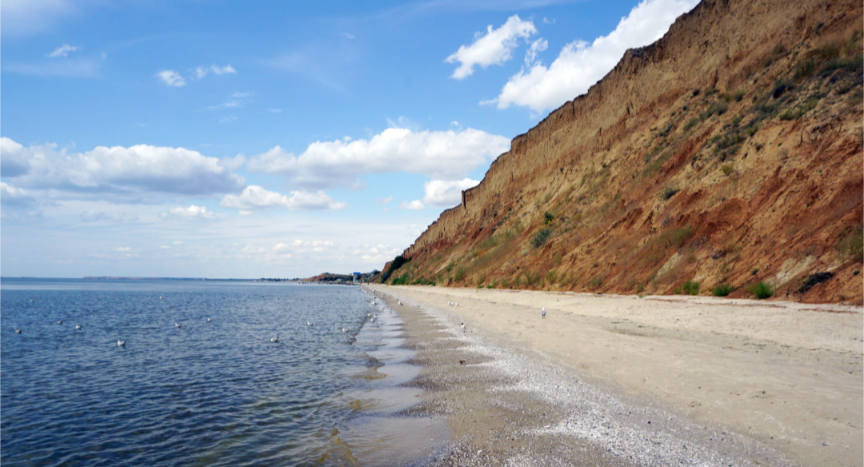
[374,285,863,467]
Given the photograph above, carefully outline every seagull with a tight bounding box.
[342,328,348,333]
[175,323,181,328]
[57,320,63,325]
[15,328,22,334]
[117,339,126,347]
[398,300,402,306]
[307,321,313,326]
[461,323,466,333]
[75,324,82,330]
[159,296,163,300]
[541,308,546,318]
[270,336,279,343]
[207,318,212,322]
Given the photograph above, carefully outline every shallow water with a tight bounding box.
[1,279,444,466]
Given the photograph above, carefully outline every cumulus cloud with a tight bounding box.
[0,137,245,198]
[220,185,347,211]
[246,127,510,189]
[0,182,37,207]
[1,137,32,177]
[399,200,425,210]
[156,70,186,87]
[446,15,537,79]
[161,205,216,219]
[47,44,79,58]
[491,0,698,113]
[422,178,479,207]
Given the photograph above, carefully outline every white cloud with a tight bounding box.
[193,64,236,79]
[446,15,537,79]
[47,44,79,58]
[376,196,394,204]
[219,116,237,123]
[1,137,32,177]
[161,205,216,220]
[422,178,479,207]
[492,0,698,113]
[524,38,548,67]
[156,70,186,87]
[0,137,245,198]
[342,32,355,40]
[399,200,425,210]
[113,246,131,252]
[210,64,236,75]
[246,127,510,189]
[220,185,347,211]
[0,182,37,207]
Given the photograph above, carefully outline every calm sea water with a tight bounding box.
[1,279,445,466]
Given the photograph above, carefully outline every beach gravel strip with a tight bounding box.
[368,286,796,467]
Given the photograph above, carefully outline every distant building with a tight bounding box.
[353,272,362,283]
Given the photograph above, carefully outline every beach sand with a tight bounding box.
[367,285,863,466]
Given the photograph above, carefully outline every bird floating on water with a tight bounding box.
[75,324,82,330]
[175,323,181,328]
[15,328,22,334]
[541,308,546,318]
[117,339,126,347]
[57,320,63,325]
[307,321,313,326]
[342,328,347,333]
[207,318,212,322]
[270,336,279,343]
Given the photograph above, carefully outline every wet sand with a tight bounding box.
[367,285,863,467]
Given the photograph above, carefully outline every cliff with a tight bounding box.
[386,0,863,304]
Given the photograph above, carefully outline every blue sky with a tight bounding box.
[1,0,697,278]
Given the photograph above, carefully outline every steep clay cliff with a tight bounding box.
[383,0,863,304]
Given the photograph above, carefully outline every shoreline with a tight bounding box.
[369,285,863,466]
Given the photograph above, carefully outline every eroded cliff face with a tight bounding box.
[386,0,863,304]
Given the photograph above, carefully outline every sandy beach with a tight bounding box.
[367,285,863,466]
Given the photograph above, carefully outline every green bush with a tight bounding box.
[391,274,410,285]
[382,255,409,282]
[747,281,773,299]
[681,280,700,295]
[712,283,735,297]
[532,227,552,248]
[544,212,555,224]
[587,276,603,290]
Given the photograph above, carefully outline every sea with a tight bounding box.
[0,278,447,467]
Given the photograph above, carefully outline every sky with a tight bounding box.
[1,0,698,278]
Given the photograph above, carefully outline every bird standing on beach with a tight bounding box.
[461,323,466,333]
[541,308,546,318]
